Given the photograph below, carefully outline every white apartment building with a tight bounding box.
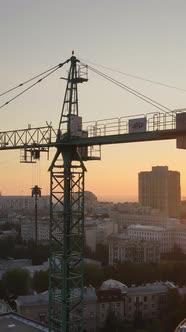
[108,233,160,265]
[127,225,174,253]
[112,211,169,230]
[85,219,115,252]
[0,195,49,212]
[174,224,186,253]
[21,222,49,242]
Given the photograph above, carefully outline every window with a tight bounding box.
[152,295,156,301]
[39,313,46,323]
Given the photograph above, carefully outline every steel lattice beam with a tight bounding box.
[49,147,85,332]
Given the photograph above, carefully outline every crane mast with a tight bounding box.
[49,54,88,332]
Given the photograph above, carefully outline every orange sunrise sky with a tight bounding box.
[0,1,186,202]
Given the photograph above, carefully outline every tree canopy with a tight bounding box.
[32,270,49,293]
[2,267,31,296]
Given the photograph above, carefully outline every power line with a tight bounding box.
[85,63,173,115]
[80,57,186,92]
[0,59,70,110]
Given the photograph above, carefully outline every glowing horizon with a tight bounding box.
[0,1,186,203]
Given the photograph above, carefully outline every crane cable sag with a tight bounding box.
[80,57,186,93]
[0,58,70,109]
[84,63,173,115]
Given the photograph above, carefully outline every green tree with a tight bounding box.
[0,237,15,258]
[2,268,31,296]
[103,309,128,332]
[27,243,49,265]
[84,263,104,287]
[144,319,164,332]
[32,270,49,293]
[161,288,186,332]
[94,243,109,265]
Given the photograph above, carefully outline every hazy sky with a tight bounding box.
[0,0,186,201]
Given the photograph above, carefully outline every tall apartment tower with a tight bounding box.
[138,166,181,218]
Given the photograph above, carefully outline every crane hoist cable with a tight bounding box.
[80,58,186,93]
[85,63,173,115]
[0,59,70,109]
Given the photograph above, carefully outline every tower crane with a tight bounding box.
[0,53,186,332]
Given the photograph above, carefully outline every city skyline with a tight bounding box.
[0,163,184,204]
[0,1,186,200]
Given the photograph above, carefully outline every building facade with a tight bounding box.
[16,292,49,324]
[108,233,160,265]
[111,210,169,231]
[84,218,114,252]
[139,166,181,218]
[127,225,174,253]
[21,222,49,242]
[124,282,170,320]
[96,279,175,325]
[96,288,124,328]
[0,195,49,213]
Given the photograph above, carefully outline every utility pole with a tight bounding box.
[31,185,41,246]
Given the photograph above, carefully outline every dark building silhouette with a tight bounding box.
[139,166,181,218]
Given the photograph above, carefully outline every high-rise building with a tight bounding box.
[139,166,181,218]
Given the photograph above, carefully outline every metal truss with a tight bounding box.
[49,147,85,332]
[0,125,56,150]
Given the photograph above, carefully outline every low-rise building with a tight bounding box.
[96,288,124,328]
[127,225,174,253]
[97,279,175,323]
[108,233,160,265]
[16,287,97,331]
[125,282,172,320]
[111,210,168,231]
[0,312,48,331]
[0,229,17,240]
[21,222,49,242]
[83,286,97,332]
[0,195,49,214]
[85,218,114,252]
[16,292,49,324]
[174,224,186,253]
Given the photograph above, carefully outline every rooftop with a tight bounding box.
[127,224,166,231]
[100,279,128,291]
[0,313,48,331]
[127,281,175,295]
[16,292,48,306]
[108,233,128,240]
